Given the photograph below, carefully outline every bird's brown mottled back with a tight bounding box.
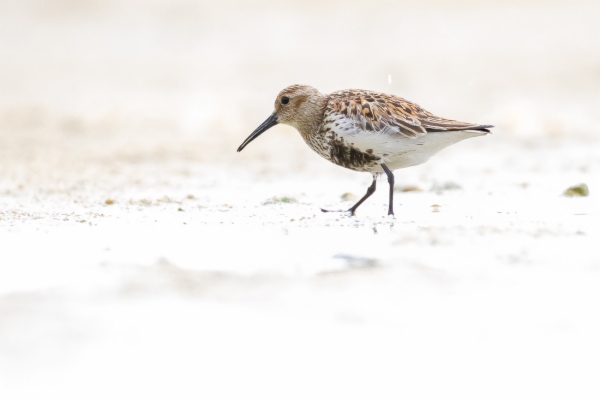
[327,89,491,138]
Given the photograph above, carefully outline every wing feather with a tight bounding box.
[327,90,492,139]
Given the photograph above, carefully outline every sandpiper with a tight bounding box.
[237,85,492,216]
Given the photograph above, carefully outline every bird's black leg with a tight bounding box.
[381,164,395,216]
[321,174,377,215]
[348,175,377,215]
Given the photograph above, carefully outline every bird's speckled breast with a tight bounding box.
[301,115,382,173]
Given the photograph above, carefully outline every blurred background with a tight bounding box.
[1,0,598,167]
[0,1,598,399]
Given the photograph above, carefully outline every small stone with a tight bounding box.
[563,183,589,197]
[431,182,462,192]
[341,192,358,201]
[263,196,297,205]
[397,185,424,192]
[105,199,114,205]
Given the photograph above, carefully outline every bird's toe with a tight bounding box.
[321,208,354,216]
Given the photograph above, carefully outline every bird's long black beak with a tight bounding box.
[237,113,278,152]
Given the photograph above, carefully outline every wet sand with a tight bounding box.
[1,1,599,398]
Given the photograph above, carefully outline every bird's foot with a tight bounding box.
[320,208,355,216]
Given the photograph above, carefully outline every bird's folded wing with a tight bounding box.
[327,90,492,139]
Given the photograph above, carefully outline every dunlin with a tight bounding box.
[238,85,492,216]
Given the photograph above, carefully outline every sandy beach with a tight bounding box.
[1,1,599,398]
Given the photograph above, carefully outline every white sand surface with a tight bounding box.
[1,1,599,399]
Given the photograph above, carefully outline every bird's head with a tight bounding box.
[237,84,325,152]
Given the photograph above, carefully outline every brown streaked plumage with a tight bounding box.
[237,84,492,216]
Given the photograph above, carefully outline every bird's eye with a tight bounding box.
[281,97,289,105]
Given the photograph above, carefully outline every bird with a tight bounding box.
[237,84,492,216]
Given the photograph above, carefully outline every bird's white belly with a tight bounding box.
[338,129,487,172]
